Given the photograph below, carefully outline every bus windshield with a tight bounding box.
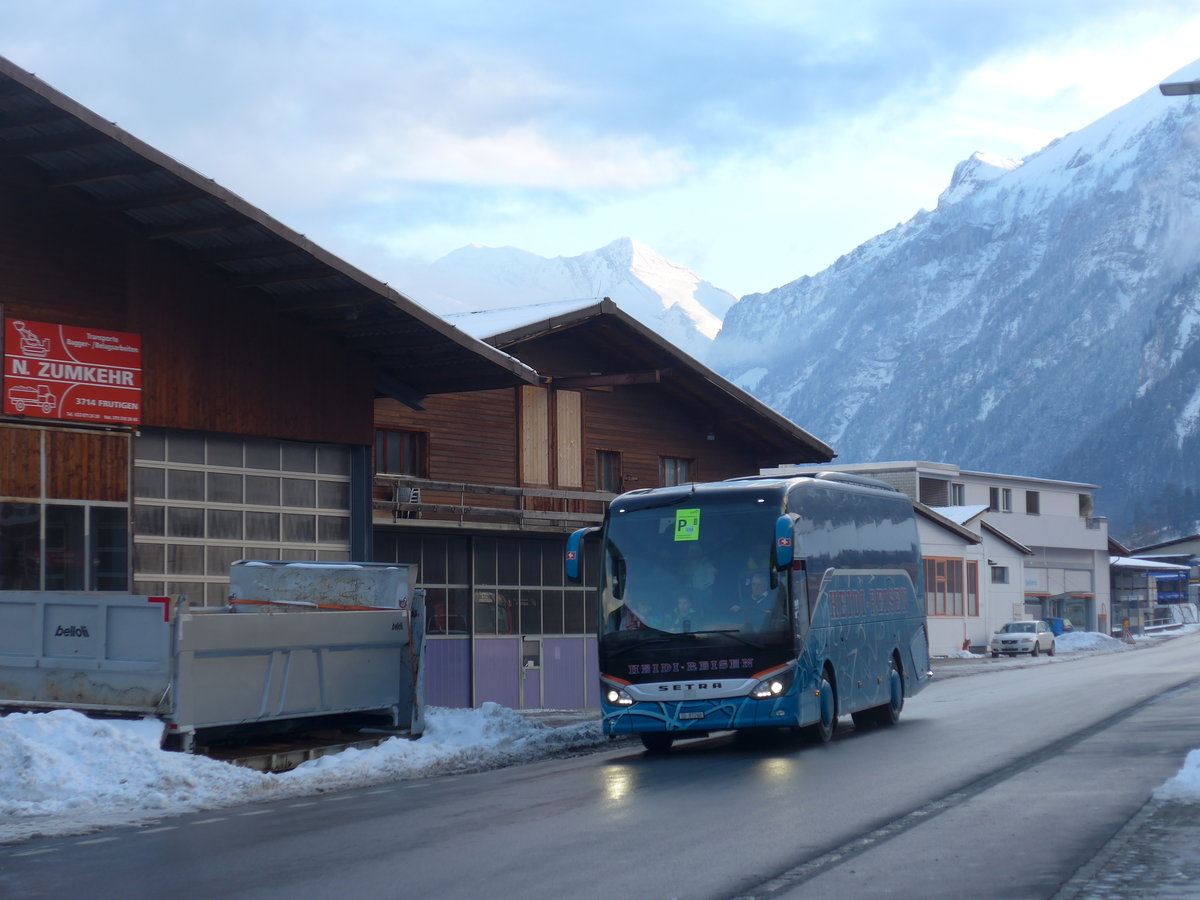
[599,499,787,643]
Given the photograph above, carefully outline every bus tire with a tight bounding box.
[807,671,837,744]
[640,733,674,754]
[872,658,904,727]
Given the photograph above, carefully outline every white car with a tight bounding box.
[989,620,1055,657]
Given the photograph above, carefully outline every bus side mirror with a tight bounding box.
[774,515,794,570]
[565,526,599,583]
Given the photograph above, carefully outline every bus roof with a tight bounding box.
[610,471,900,512]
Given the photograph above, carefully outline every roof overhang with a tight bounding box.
[0,56,537,408]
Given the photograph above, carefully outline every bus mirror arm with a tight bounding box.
[565,526,600,583]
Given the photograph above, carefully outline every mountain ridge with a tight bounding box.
[709,59,1200,540]
[407,237,734,361]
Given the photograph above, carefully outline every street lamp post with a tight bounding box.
[1160,80,1200,96]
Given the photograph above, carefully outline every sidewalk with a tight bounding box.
[1054,799,1200,899]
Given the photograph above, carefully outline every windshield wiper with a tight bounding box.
[684,629,764,648]
[606,636,674,656]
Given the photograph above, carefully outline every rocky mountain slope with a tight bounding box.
[710,63,1200,540]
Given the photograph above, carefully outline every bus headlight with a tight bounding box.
[751,668,794,700]
[602,683,635,706]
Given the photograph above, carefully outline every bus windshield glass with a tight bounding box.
[599,498,786,643]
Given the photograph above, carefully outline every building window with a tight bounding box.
[375,429,427,476]
[1,501,129,591]
[991,565,1010,584]
[924,557,979,616]
[989,487,1013,512]
[950,482,966,506]
[372,533,597,639]
[1026,491,1040,515]
[660,457,694,487]
[596,450,622,492]
[133,430,352,606]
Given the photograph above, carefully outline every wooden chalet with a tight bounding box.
[0,56,534,607]
[372,298,834,709]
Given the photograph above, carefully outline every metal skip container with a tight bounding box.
[0,561,426,750]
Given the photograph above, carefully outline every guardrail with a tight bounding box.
[372,474,615,529]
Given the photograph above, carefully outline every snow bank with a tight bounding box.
[0,702,606,842]
[1155,748,1200,801]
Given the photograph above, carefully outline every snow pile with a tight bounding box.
[1155,749,1200,801]
[0,702,605,842]
[1055,630,1132,652]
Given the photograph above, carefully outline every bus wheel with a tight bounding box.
[641,733,674,754]
[873,659,904,727]
[807,673,837,743]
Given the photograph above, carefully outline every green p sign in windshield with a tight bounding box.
[674,508,700,541]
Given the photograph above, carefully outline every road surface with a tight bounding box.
[3,634,1198,899]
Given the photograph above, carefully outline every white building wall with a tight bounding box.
[917,521,979,657]
[980,530,1027,642]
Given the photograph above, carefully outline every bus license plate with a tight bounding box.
[679,711,704,720]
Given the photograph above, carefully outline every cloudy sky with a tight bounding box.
[2,1,1200,298]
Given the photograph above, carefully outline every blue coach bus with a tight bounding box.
[566,472,932,752]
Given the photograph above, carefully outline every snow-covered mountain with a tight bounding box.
[406,237,735,361]
[710,61,1200,541]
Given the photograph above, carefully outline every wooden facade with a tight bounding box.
[0,57,532,600]
[372,300,835,531]
[0,158,374,448]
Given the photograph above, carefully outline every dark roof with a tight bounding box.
[482,298,836,464]
[1130,534,1200,555]
[0,56,536,407]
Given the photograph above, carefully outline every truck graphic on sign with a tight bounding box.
[7,384,57,415]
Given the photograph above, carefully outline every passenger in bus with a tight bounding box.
[670,595,697,632]
[731,572,779,629]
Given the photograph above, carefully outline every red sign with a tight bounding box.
[4,318,142,425]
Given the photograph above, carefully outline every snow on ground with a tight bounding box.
[0,702,606,843]
[1155,749,1200,801]
[3,628,1198,844]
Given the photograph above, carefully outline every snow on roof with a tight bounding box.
[1110,556,1191,571]
[446,297,601,340]
[930,505,989,525]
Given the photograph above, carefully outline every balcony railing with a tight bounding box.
[372,474,616,530]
